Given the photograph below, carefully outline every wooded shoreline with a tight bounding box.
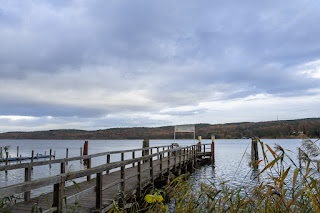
[0,117,319,140]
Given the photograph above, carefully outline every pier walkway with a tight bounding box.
[0,143,214,212]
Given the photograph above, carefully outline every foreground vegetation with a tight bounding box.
[111,138,320,212]
[1,117,320,139]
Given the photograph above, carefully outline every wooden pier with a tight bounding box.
[0,142,214,213]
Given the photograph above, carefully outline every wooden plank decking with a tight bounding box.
[10,155,180,212]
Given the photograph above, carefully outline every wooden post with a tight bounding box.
[251,138,259,168]
[184,148,187,172]
[186,148,189,170]
[61,162,66,174]
[157,147,159,159]
[142,147,144,159]
[137,161,142,197]
[24,167,31,201]
[87,158,92,181]
[162,147,165,164]
[132,151,135,167]
[298,148,302,168]
[178,149,181,175]
[20,154,22,164]
[49,149,52,169]
[66,148,69,165]
[195,144,198,167]
[187,147,192,173]
[31,150,34,172]
[160,151,163,177]
[83,141,89,166]
[96,172,103,211]
[120,160,125,206]
[53,162,65,212]
[107,154,110,175]
[120,152,125,195]
[17,146,19,157]
[143,139,149,163]
[121,152,124,161]
[53,182,64,212]
[211,135,215,164]
[174,149,177,172]
[150,155,154,187]
[31,150,34,164]
[83,141,89,155]
[5,152,8,174]
[182,148,185,167]
[186,147,189,162]
[198,136,202,152]
[167,150,171,173]
[192,146,196,168]
[80,147,83,164]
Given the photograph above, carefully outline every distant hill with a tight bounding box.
[0,118,320,139]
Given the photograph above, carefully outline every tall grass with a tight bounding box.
[110,138,320,212]
[165,138,320,212]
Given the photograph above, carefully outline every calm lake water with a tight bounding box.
[0,139,312,198]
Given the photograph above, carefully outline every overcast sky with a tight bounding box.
[1,0,320,132]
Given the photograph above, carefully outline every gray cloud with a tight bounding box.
[1,0,320,131]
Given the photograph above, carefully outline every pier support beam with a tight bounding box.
[251,138,259,168]
[211,135,215,165]
[142,139,149,163]
[83,141,89,166]
[96,172,103,212]
[53,182,64,213]
[49,149,52,168]
[198,136,202,152]
[24,167,31,201]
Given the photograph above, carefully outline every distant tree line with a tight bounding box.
[0,118,320,140]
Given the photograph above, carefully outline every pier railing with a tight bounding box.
[0,145,175,172]
[0,143,213,212]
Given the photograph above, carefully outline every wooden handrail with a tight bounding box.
[0,146,195,198]
[0,145,176,171]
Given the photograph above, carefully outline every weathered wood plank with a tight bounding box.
[0,175,63,198]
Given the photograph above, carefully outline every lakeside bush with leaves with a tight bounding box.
[109,189,167,213]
